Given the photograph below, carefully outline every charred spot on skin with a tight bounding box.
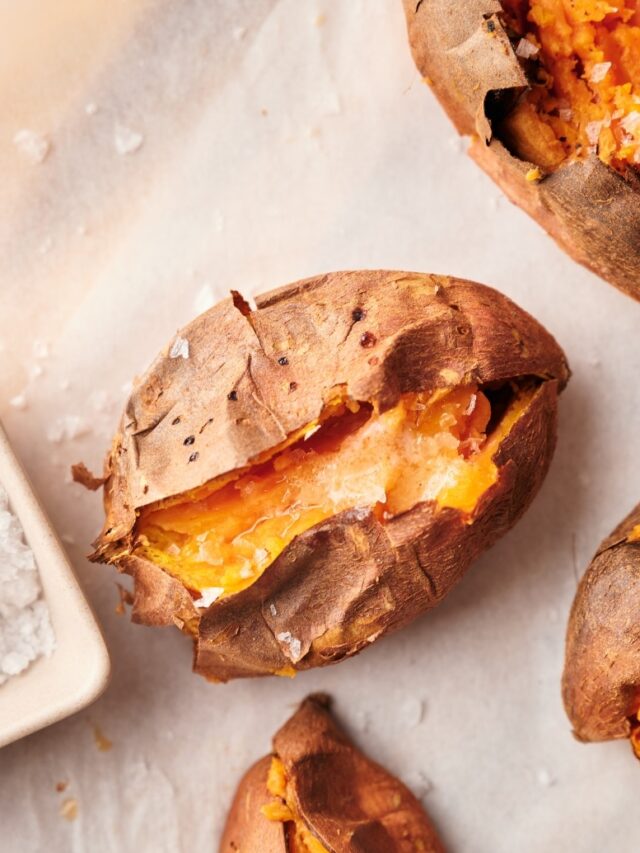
[352,307,366,322]
[143,485,149,495]
[227,390,238,401]
[278,356,289,366]
[289,381,298,392]
[360,332,377,349]
[188,452,199,463]
[184,436,195,446]
[171,416,181,426]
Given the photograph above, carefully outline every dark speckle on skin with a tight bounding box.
[184,435,195,446]
[278,356,289,366]
[172,416,181,425]
[359,331,377,348]
[352,307,365,322]
[188,451,199,463]
[289,381,298,392]
[227,390,238,401]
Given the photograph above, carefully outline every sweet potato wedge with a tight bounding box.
[88,270,568,681]
[563,504,640,758]
[219,694,446,853]
[403,1,640,301]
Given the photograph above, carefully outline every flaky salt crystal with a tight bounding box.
[621,111,640,134]
[169,336,190,359]
[536,768,556,788]
[586,121,603,145]
[13,129,51,164]
[85,102,98,116]
[277,630,302,661]
[9,393,27,411]
[516,38,539,59]
[589,62,611,83]
[405,770,434,800]
[114,124,144,155]
[193,587,224,608]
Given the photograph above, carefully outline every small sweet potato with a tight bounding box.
[88,270,568,681]
[403,1,640,301]
[219,694,446,853]
[563,504,640,758]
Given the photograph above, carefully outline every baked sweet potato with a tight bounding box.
[219,694,446,852]
[403,1,640,301]
[563,503,640,758]
[87,270,568,681]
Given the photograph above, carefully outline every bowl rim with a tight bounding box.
[0,422,111,749]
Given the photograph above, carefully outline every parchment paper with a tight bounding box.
[1,1,639,851]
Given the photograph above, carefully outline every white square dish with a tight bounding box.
[0,422,110,749]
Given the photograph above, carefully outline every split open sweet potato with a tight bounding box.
[563,503,640,758]
[403,1,640,300]
[88,270,568,681]
[219,694,446,853]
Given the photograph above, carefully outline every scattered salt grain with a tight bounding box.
[169,336,190,360]
[13,129,51,164]
[589,61,611,84]
[269,602,277,617]
[59,379,71,392]
[9,394,27,411]
[46,415,90,444]
[233,26,246,40]
[516,38,539,59]
[586,121,603,146]
[0,484,55,685]
[405,770,434,800]
[621,111,640,134]
[193,587,224,608]
[558,108,573,122]
[401,697,425,728]
[114,124,144,155]
[536,768,556,788]
[85,102,98,116]
[28,363,44,380]
[194,283,215,314]
[355,710,371,733]
[277,631,302,662]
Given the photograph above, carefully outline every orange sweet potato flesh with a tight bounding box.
[219,695,446,853]
[403,1,640,300]
[563,503,640,755]
[89,270,568,681]
[499,1,640,171]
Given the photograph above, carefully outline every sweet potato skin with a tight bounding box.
[220,694,446,853]
[402,0,640,301]
[219,756,288,853]
[562,505,640,744]
[91,270,568,681]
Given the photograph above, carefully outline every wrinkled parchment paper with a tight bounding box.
[1,1,639,851]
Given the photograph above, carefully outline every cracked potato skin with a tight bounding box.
[563,504,640,745]
[402,0,640,301]
[91,270,568,681]
[220,694,446,853]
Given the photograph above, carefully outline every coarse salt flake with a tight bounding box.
[516,38,539,59]
[0,483,55,685]
[277,631,302,662]
[9,393,27,411]
[193,587,224,608]
[114,124,144,155]
[169,336,190,360]
[621,111,640,134]
[586,121,603,145]
[589,61,611,83]
[13,129,51,164]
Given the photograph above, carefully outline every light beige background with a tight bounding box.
[1,1,639,851]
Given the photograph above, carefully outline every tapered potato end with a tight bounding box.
[221,694,446,853]
[563,505,640,746]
